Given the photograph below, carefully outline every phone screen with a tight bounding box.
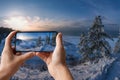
[15,31,57,52]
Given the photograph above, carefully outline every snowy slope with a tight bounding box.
[107,38,118,49]
[0,36,81,67]
[1,36,120,80]
[70,58,115,80]
[11,57,115,80]
[63,36,80,45]
[104,54,120,80]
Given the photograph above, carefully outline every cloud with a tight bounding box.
[1,16,58,30]
[0,15,118,36]
[0,15,92,31]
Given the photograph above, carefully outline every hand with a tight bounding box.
[0,31,36,80]
[36,33,73,80]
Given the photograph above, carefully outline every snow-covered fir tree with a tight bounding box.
[37,36,42,46]
[78,32,91,61]
[0,27,12,43]
[113,28,120,53]
[78,16,113,61]
[52,33,56,46]
[45,35,50,45]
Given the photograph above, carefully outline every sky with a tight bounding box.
[0,0,120,36]
[16,32,54,40]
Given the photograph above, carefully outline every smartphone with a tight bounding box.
[15,31,58,52]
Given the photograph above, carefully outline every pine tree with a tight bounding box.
[79,16,113,61]
[114,29,120,53]
[37,36,42,47]
[114,38,120,53]
[78,32,91,61]
[45,35,50,45]
[0,27,12,43]
[52,33,56,46]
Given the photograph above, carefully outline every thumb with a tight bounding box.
[53,32,65,57]
[56,33,63,48]
[19,52,36,61]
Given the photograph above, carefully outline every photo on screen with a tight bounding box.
[15,32,57,52]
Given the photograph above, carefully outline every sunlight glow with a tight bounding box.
[3,15,58,31]
[4,16,29,30]
[17,34,33,40]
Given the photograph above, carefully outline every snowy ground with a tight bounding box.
[10,55,120,80]
[0,36,120,80]
[103,54,120,80]
[16,39,55,52]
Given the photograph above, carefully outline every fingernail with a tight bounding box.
[59,33,62,38]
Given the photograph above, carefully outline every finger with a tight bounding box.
[36,52,50,58]
[12,46,21,55]
[53,32,66,58]
[12,46,16,54]
[36,52,51,55]
[36,52,50,62]
[12,46,15,49]
[5,31,17,47]
[16,52,22,56]
[19,52,36,61]
[36,53,46,62]
[56,33,63,48]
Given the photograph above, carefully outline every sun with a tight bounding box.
[4,16,29,30]
[17,34,32,40]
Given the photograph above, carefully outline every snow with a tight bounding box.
[104,54,120,80]
[0,36,120,80]
[63,36,80,45]
[16,39,55,52]
[10,57,115,80]
[70,58,115,80]
[107,38,118,49]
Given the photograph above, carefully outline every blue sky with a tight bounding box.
[0,0,119,21]
[0,0,120,36]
